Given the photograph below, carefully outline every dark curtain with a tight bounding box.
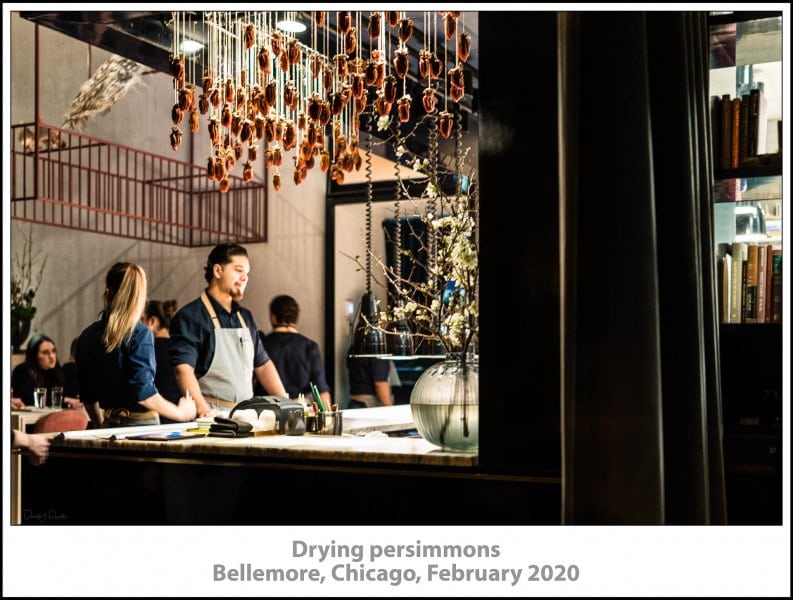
[478,12,561,473]
[559,12,726,523]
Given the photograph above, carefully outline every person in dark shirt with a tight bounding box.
[143,299,181,423]
[169,243,287,417]
[346,354,392,408]
[11,333,81,408]
[254,294,331,408]
[76,262,196,427]
[60,336,81,402]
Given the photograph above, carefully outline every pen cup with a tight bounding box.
[315,411,343,435]
[305,414,319,433]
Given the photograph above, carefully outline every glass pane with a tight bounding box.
[713,175,783,247]
[710,22,736,68]
[736,17,783,66]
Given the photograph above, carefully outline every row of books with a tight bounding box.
[717,242,782,324]
[711,88,767,171]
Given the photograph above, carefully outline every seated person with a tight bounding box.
[10,333,81,408]
[346,354,392,408]
[254,295,331,408]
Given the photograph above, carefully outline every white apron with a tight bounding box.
[198,291,254,409]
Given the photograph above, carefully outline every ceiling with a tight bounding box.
[19,10,478,106]
[19,10,479,184]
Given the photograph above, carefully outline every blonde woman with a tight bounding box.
[76,262,196,428]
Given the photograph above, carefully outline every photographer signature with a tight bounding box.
[23,508,67,523]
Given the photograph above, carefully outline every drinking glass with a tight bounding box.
[33,387,47,409]
[50,386,64,409]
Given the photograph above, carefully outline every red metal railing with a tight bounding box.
[10,121,267,247]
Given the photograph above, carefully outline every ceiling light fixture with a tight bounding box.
[276,18,306,33]
[179,39,203,54]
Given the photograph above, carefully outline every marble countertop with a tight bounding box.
[54,404,477,468]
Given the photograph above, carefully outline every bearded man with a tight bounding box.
[170,243,287,417]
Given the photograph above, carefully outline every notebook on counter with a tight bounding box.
[126,431,206,441]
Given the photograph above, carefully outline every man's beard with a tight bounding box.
[230,287,244,301]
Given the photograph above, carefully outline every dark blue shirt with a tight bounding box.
[153,336,181,424]
[169,291,270,378]
[346,356,390,395]
[153,337,180,404]
[76,319,158,411]
[61,361,80,398]
[255,331,329,398]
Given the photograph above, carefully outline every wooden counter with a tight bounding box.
[21,405,560,526]
[54,405,475,468]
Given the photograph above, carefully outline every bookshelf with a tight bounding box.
[709,11,782,524]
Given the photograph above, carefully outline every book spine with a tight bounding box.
[729,242,747,323]
[756,244,767,323]
[747,88,768,157]
[740,259,747,322]
[756,88,768,155]
[730,98,741,168]
[770,250,782,323]
[720,93,732,169]
[738,94,750,166]
[765,244,775,323]
[711,95,722,167]
[719,253,732,323]
[743,244,758,323]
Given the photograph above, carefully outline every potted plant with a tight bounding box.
[356,112,480,451]
[11,226,47,352]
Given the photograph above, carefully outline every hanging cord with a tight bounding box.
[455,110,463,195]
[426,113,438,289]
[365,108,373,294]
[393,121,402,297]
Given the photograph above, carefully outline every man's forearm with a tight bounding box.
[174,364,210,416]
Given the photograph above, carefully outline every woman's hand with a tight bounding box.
[11,397,26,410]
[178,394,197,422]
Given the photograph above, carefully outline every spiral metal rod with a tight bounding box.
[393,122,402,292]
[364,109,373,294]
[426,112,438,290]
[454,110,463,195]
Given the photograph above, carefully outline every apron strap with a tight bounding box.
[200,291,247,330]
[200,291,221,330]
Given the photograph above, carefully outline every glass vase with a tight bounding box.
[410,353,478,452]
